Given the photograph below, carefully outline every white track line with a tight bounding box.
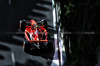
[11,52,16,66]
[9,0,11,5]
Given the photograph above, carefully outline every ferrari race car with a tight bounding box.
[19,19,53,53]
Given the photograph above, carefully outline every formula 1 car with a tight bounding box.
[19,19,53,53]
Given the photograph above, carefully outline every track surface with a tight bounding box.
[0,0,55,66]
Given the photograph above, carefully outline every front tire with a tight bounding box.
[23,41,31,52]
[48,41,54,52]
[43,40,54,53]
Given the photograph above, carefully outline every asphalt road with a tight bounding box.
[0,0,55,66]
[97,52,100,66]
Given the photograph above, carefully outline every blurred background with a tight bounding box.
[1,0,100,66]
[0,0,56,66]
[55,0,100,66]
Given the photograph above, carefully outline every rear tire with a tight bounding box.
[43,21,47,30]
[20,20,26,31]
[42,33,46,40]
[41,19,47,30]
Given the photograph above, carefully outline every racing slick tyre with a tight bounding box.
[20,20,26,31]
[43,20,47,30]
[42,33,46,40]
[41,19,47,30]
[23,41,31,52]
[46,40,54,52]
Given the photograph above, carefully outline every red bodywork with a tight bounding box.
[25,20,48,43]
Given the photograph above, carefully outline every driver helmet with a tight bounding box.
[30,20,37,30]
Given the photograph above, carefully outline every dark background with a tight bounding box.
[0,0,55,66]
[55,0,100,66]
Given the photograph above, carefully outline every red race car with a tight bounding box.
[19,19,53,53]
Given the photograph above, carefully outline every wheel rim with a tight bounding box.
[20,21,21,28]
[23,42,25,50]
